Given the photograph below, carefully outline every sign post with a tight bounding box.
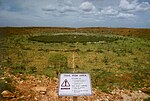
[73,96,77,101]
[58,73,92,100]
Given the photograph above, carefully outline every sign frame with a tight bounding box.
[58,73,92,96]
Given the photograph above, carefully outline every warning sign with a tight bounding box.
[58,73,92,96]
[61,79,70,87]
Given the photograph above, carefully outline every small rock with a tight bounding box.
[20,81,24,84]
[0,77,5,80]
[138,90,142,93]
[1,90,15,98]
[40,91,46,95]
[31,87,47,92]
[34,97,38,100]
[38,80,42,83]
[53,77,58,82]
[20,95,25,99]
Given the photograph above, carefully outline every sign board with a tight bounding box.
[58,73,92,96]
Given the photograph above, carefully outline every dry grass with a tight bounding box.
[0,27,150,93]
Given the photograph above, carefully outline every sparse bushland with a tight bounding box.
[0,27,150,94]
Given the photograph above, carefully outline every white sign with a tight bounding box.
[58,73,92,96]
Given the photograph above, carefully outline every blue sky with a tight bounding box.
[0,0,150,28]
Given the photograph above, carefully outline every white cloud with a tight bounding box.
[79,1,100,17]
[45,12,67,17]
[79,1,96,12]
[64,0,73,6]
[59,0,77,13]
[116,13,135,18]
[42,1,77,14]
[0,0,150,27]
[101,6,118,15]
[119,0,138,11]
[136,2,150,11]
[59,6,76,13]
[42,5,56,11]
[119,0,150,12]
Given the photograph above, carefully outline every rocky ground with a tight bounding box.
[0,71,150,101]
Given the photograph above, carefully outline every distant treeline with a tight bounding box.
[0,27,150,38]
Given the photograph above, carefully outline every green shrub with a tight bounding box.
[0,69,3,75]
[11,64,26,74]
[49,53,68,68]
[96,48,104,53]
[101,56,109,65]
[12,69,26,74]
[144,97,150,101]
[12,64,26,70]
[0,81,15,98]
[28,67,37,74]
[91,69,114,91]
[43,67,56,77]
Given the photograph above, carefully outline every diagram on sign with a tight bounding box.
[61,79,70,87]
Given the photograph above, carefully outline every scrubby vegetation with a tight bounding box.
[0,79,15,98]
[0,27,150,93]
[29,34,123,43]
